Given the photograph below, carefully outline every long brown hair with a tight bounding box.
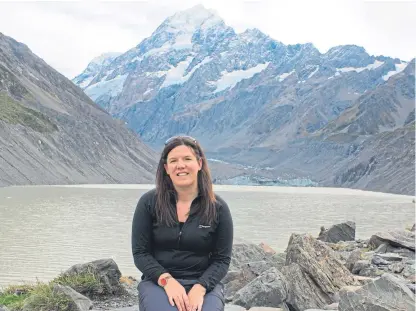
[155,136,217,227]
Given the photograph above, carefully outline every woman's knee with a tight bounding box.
[202,284,225,311]
[138,280,177,311]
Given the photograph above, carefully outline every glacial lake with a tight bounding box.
[0,184,414,287]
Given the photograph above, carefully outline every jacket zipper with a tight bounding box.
[177,198,197,248]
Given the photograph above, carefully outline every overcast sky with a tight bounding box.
[1,0,414,79]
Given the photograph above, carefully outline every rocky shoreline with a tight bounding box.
[1,222,414,311]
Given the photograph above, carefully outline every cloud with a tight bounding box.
[0,0,414,79]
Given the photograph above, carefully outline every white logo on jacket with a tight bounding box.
[198,225,211,228]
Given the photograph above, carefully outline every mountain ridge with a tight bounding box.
[0,32,158,187]
[72,5,414,195]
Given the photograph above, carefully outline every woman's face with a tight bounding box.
[164,145,202,189]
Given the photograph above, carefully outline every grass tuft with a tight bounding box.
[0,270,101,310]
[52,268,102,297]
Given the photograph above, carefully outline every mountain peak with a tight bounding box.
[325,44,367,57]
[90,52,122,66]
[242,28,267,38]
[161,4,223,33]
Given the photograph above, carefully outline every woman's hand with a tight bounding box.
[163,278,190,311]
[187,284,206,311]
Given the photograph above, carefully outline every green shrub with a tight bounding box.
[52,269,102,297]
[20,283,71,311]
[0,270,101,311]
[0,92,58,133]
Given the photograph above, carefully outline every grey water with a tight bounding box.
[0,184,414,287]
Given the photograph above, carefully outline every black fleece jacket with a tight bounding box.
[131,189,233,292]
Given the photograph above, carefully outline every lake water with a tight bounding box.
[0,184,414,287]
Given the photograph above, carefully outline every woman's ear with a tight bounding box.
[198,158,202,170]
[164,163,169,175]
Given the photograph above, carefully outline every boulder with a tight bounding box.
[345,249,363,271]
[225,305,247,311]
[374,243,389,253]
[61,258,124,297]
[285,234,356,296]
[338,273,415,311]
[389,261,405,273]
[371,255,390,265]
[369,230,415,251]
[232,267,288,309]
[323,302,339,310]
[230,241,275,270]
[281,263,332,311]
[224,261,273,301]
[318,221,356,243]
[224,240,286,301]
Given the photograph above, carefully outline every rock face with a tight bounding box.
[61,258,124,297]
[318,221,356,243]
[0,33,157,187]
[285,233,356,295]
[223,224,415,311]
[232,267,288,309]
[281,263,333,311]
[338,273,415,311]
[369,230,415,251]
[224,241,285,301]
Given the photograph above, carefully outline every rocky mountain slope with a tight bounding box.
[0,33,157,186]
[73,5,415,195]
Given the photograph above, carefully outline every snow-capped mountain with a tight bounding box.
[72,52,122,88]
[73,4,414,195]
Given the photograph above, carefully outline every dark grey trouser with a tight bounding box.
[138,279,225,311]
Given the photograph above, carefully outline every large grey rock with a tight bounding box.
[374,243,389,253]
[225,304,247,311]
[22,284,92,311]
[224,241,285,301]
[230,241,274,269]
[377,253,406,262]
[61,258,124,297]
[281,263,332,311]
[338,273,415,311]
[369,230,415,251]
[285,233,356,296]
[232,267,288,309]
[323,302,339,310]
[345,248,363,271]
[371,255,390,265]
[318,221,356,243]
[224,260,273,301]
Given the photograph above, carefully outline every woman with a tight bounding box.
[131,135,234,311]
